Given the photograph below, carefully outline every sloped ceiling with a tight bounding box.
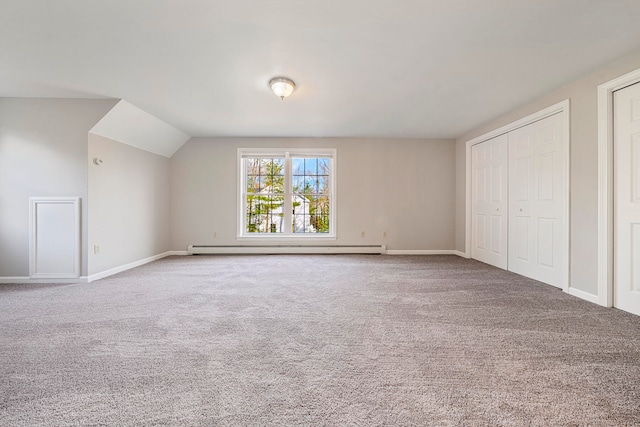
[1,0,640,138]
[90,100,190,158]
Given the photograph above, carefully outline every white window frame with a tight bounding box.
[237,148,337,239]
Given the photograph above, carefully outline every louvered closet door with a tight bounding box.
[471,134,508,269]
[508,112,566,288]
[614,82,640,317]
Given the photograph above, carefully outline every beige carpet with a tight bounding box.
[1,255,640,426]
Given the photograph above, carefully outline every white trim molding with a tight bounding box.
[464,99,571,292]
[597,68,640,307]
[189,245,385,255]
[186,247,460,256]
[567,287,600,305]
[167,250,189,256]
[0,276,88,284]
[385,250,460,255]
[1,251,188,284]
[87,251,179,282]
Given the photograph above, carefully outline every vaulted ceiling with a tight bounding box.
[2,1,640,138]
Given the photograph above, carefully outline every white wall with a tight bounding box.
[455,47,640,297]
[171,137,456,252]
[87,134,172,276]
[0,98,118,278]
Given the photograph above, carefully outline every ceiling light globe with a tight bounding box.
[269,77,295,100]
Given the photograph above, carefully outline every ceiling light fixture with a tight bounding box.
[269,77,296,100]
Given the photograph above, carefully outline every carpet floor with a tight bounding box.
[1,255,640,426]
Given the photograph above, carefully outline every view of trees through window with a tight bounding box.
[292,158,330,233]
[245,156,330,234]
[245,158,285,233]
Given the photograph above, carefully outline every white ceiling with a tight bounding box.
[2,0,640,139]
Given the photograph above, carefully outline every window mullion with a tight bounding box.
[284,153,292,235]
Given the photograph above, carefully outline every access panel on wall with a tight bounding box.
[29,197,81,279]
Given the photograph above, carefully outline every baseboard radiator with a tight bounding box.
[188,244,386,255]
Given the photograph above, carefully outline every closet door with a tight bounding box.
[614,81,640,316]
[471,134,508,269]
[508,112,566,288]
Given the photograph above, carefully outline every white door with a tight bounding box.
[508,112,567,288]
[614,82,640,316]
[471,134,508,269]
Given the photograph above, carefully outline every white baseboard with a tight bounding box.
[385,250,459,255]
[0,277,29,284]
[87,251,175,283]
[567,287,600,305]
[185,248,465,257]
[0,276,88,284]
[188,245,386,255]
[167,250,189,256]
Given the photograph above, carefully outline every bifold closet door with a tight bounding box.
[471,134,508,269]
[508,112,566,288]
[614,81,640,317]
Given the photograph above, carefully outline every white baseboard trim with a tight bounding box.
[567,287,600,305]
[453,250,469,258]
[1,251,189,285]
[167,250,189,256]
[87,251,175,283]
[0,276,88,284]
[188,245,386,255]
[385,250,459,255]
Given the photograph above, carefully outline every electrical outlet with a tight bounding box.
[360,231,366,238]
[93,245,100,254]
[383,231,387,238]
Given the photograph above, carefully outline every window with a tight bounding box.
[238,149,336,237]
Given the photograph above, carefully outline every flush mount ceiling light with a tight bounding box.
[269,77,296,100]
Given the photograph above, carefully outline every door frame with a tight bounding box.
[464,99,570,292]
[597,68,640,307]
